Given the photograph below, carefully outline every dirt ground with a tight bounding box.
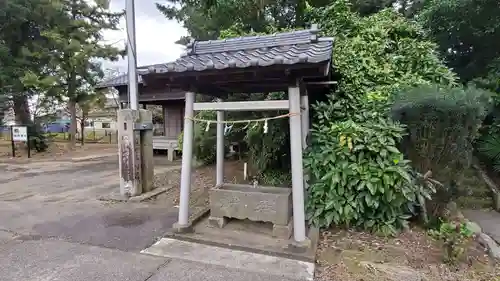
[154,160,248,209]
[0,140,117,161]
[315,227,500,281]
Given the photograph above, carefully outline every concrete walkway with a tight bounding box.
[463,209,500,244]
[0,157,308,280]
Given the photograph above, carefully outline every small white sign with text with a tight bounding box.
[12,126,28,142]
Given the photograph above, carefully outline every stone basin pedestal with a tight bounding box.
[208,184,293,239]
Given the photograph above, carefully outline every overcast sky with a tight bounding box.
[100,0,187,73]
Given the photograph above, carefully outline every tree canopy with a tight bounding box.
[0,0,123,148]
[418,0,500,84]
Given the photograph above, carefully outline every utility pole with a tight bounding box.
[116,0,154,198]
[126,0,138,110]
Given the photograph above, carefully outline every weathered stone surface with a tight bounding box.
[494,192,500,212]
[272,219,293,239]
[209,216,228,228]
[287,238,312,254]
[478,233,500,260]
[139,109,154,193]
[360,262,424,281]
[209,184,292,225]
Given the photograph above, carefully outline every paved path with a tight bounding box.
[463,209,500,244]
[0,156,306,281]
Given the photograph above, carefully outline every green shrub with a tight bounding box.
[392,85,491,180]
[28,125,49,152]
[192,110,219,165]
[428,220,474,265]
[477,133,500,172]
[304,0,457,234]
[305,119,418,233]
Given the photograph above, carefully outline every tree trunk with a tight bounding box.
[12,94,32,125]
[68,100,77,149]
[80,112,87,146]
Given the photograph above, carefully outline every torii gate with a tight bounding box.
[141,26,334,245]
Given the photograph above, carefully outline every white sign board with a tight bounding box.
[12,126,28,142]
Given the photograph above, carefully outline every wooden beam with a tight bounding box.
[193,100,289,111]
[304,81,337,85]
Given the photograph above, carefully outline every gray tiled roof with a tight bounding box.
[95,69,149,89]
[146,27,333,74]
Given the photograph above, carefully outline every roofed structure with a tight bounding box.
[152,25,336,247]
[95,67,150,89]
[142,25,334,95]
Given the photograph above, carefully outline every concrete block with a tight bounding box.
[141,238,315,281]
[209,184,292,225]
[272,219,293,239]
[209,216,228,228]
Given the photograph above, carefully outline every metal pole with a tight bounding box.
[216,107,225,187]
[125,0,138,110]
[178,91,195,225]
[289,84,307,243]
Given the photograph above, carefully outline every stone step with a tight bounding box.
[141,238,315,281]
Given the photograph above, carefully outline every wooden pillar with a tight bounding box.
[162,104,167,136]
[176,91,195,228]
[162,104,174,161]
[289,83,307,243]
[216,98,224,186]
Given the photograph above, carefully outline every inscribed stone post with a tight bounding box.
[117,109,154,197]
[139,109,154,193]
[117,109,142,197]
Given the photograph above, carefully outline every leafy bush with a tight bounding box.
[477,133,500,172]
[392,85,491,180]
[392,85,491,218]
[305,119,418,233]
[304,0,458,234]
[428,220,474,264]
[28,125,49,152]
[193,110,219,165]
[188,91,292,185]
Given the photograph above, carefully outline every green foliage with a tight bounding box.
[0,0,64,128]
[305,120,419,234]
[187,91,292,185]
[157,0,312,42]
[419,0,500,83]
[243,92,291,185]
[392,85,491,180]
[428,221,474,264]
[192,110,219,165]
[29,130,49,152]
[305,0,457,234]
[27,0,123,146]
[477,134,500,172]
